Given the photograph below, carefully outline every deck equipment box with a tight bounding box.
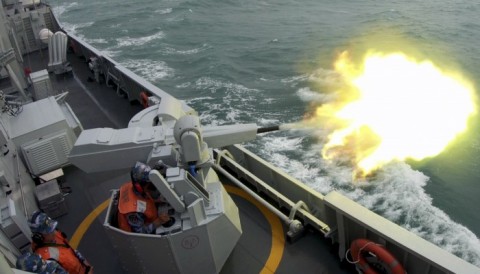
[35,180,68,218]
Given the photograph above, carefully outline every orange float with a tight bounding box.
[350,238,405,274]
[140,91,149,108]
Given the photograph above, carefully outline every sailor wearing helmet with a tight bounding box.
[117,161,173,233]
[28,211,93,274]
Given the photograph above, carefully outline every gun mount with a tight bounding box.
[68,101,281,274]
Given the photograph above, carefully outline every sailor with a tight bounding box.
[28,211,93,274]
[87,57,101,83]
[16,251,68,274]
[117,161,172,234]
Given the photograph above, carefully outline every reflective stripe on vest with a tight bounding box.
[36,245,85,274]
[34,231,87,274]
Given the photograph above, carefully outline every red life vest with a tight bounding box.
[117,182,158,232]
[34,231,88,274]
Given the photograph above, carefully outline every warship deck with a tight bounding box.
[22,49,355,273]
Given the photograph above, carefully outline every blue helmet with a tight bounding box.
[28,211,57,234]
[16,252,67,274]
[130,161,152,186]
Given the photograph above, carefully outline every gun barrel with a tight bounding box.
[257,125,280,134]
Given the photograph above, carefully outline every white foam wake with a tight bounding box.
[155,8,173,14]
[160,44,210,55]
[122,59,174,82]
[116,31,165,47]
[258,116,480,267]
[51,2,78,18]
[183,77,261,125]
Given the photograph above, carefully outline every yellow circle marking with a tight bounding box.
[224,185,285,274]
[70,186,285,273]
[70,199,110,249]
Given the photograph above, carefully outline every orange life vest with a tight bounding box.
[34,231,88,274]
[117,182,158,232]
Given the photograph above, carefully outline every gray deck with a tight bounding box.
[22,49,355,273]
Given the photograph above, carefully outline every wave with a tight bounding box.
[86,38,108,44]
[55,21,94,37]
[99,49,121,58]
[51,1,78,18]
[116,31,165,48]
[281,74,309,85]
[155,8,173,14]
[181,77,264,125]
[158,43,210,56]
[122,59,174,82]
[194,77,259,94]
[281,68,344,89]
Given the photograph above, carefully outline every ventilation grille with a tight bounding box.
[22,131,73,175]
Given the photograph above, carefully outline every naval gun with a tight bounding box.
[68,100,280,274]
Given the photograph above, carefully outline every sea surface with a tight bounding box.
[49,0,480,266]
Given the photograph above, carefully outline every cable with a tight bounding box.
[2,101,23,116]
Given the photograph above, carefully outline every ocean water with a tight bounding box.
[49,0,480,266]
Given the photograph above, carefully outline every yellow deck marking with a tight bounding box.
[224,185,285,274]
[72,185,285,273]
[70,199,110,249]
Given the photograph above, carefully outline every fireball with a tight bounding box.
[313,51,476,176]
